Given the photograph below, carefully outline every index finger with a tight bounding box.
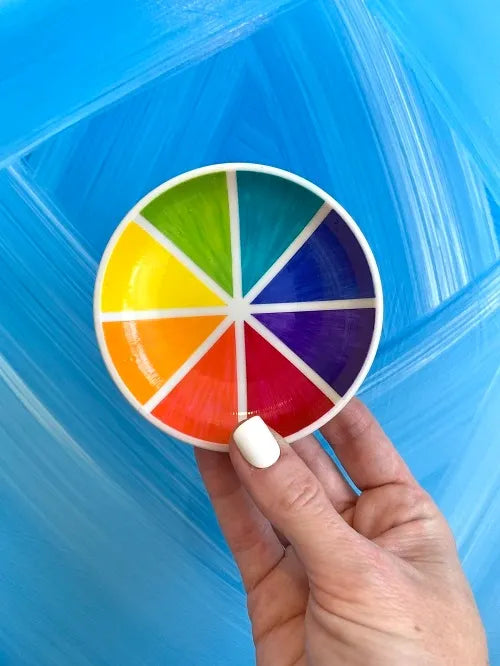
[195,448,285,592]
[321,399,416,491]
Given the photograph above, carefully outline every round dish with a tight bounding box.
[94,163,383,449]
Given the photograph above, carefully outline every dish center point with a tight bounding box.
[228,298,251,322]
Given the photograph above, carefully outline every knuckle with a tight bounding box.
[392,484,438,521]
[278,475,324,515]
[408,487,437,518]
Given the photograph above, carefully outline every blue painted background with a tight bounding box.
[0,0,499,663]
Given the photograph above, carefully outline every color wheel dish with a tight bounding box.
[94,163,383,450]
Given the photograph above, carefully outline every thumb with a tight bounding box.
[230,416,365,585]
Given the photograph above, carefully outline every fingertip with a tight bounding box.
[231,416,281,469]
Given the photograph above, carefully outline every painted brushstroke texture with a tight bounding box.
[367,0,500,202]
[0,0,304,167]
[0,0,499,664]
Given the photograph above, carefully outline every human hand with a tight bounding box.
[196,399,488,665]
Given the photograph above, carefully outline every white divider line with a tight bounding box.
[249,298,376,314]
[135,213,232,305]
[143,317,232,413]
[235,319,247,422]
[227,170,243,300]
[100,307,229,322]
[246,315,342,405]
[244,202,331,303]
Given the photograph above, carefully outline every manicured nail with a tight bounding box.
[233,416,281,468]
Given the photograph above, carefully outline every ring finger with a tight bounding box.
[292,433,357,514]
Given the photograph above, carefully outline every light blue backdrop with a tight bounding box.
[1,0,499,663]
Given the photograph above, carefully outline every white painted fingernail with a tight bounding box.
[233,416,281,468]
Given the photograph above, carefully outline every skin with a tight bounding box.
[196,399,488,665]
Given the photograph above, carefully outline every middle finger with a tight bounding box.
[292,434,357,513]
